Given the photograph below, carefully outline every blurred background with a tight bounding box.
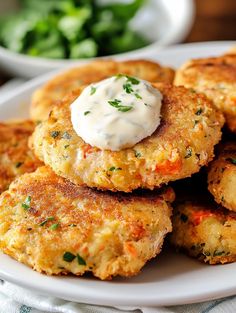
[0,0,236,84]
[186,0,236,42]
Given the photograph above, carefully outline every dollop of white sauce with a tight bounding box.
[70,75,163,151]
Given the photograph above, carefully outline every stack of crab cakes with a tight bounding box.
[0,60,177,280]
[171,50,236,265]
[0,58,227,280]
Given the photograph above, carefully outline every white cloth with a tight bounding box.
[0,280,235,313]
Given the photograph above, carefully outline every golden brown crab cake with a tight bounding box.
[31,83,224,192]
[30,59,175,121]
[208,142,236,212]
[174,53,236,133]
[0,120,43,193]
[171,198,236,265]
[0,166,174,280]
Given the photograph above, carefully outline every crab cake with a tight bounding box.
[171,199,236,265]
[30,59,175,121]
[208,142,236,212]
[0,120,42,193]
[0,166,174,280]
[32,83,224,192]
[174,53,236,133]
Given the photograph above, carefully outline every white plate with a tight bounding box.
[0,41,236,307]
[0,0,194,78]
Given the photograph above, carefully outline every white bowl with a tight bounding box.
[0,0,194,78]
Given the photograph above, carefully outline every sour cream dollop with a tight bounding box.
[71,75,163,151]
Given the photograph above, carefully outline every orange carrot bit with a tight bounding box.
[131,224,146,240]
[124,242,137,258]
[155,158,182,175]
[191,210,215,226]
[82,145,94,159]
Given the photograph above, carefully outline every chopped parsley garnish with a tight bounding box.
[49,223,59,230]
[22,196,31,210]
[90,86,97,95]
[108,99,132,112]
[84,111,91,115]
[50,131,60,138]
[77,254,86,265]
[213,250,225,256]
[226,157,236,165]
[116,74,140,85]
[39,216,54,226]
[64,144,70,149]
[62,132,71,139]
[195,108,203,116]
[135,151,142,158]
[109,166,122,171]
[16,162,23,168]
[180,213,188,222]
[185,147,192,159]
[135,93,142,99]
[63,252,76,262]
[123,82,134,94]
[126,75,140,85]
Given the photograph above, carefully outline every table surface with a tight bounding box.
[0,0,236,85]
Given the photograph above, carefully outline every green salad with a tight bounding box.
[0,0,149,59]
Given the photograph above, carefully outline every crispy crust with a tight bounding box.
[32,83,224,192]
[0,120,43,193]
[0,166,174,280]
[30,59,175,121]
[208,142,236,212]
[171,199,236,264]
[174,53,236,133]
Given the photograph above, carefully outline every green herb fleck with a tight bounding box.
[109,166,122,171]
[116,74,140,85]
[126,75,140,85]
[39,216,54,226]
[123,82,134,94]
[226,157,236,165]
[195,108,203,116]
[62,132,71,139]
[90,86,97,95]
[63,252,76,262]
[84,111,91,115]
[50,131,60,138]
[108,99,132,112]
[64,144,70,149]
[135,151,142,158]
[185,147,192,159]
[22,196,31,210]
[49,223,59,230]
[180,213,188,222]
[135,93,142,99]
[213,250,225,256]
[16,162,23,168]
[77,254,86,265]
